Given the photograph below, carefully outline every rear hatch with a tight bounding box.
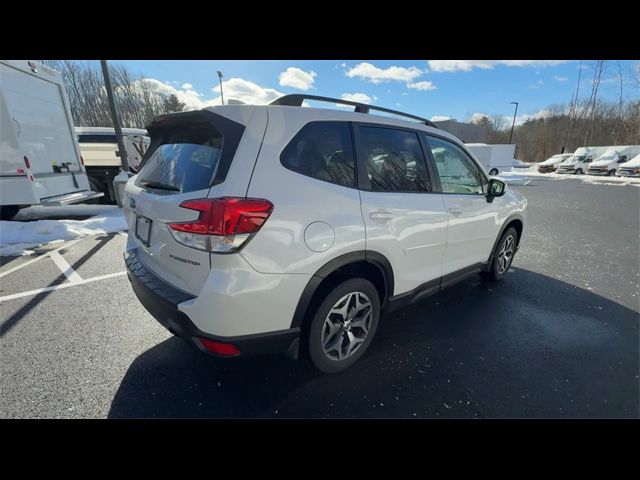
[123,109,251,295]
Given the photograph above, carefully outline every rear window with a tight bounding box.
[135,126,222,193]
[78,134,117,143]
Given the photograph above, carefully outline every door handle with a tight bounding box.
[370,211,394,221]
[448,208,463,216]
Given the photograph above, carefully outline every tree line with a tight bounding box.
[42,60,186,129]
[474,61,640,162]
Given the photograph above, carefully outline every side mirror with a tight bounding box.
[487,178,506,202]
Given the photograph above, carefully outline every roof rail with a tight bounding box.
[270,94,437,128]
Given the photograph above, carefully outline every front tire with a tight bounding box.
[306,278,380,374]
[484,227,518,281]
[489,168,499,176]
[608,169,616,176]
[575,168,583,175]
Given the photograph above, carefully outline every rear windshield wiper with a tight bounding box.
[139,180,181,191]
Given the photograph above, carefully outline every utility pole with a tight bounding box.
[509,101,519,144]
[100,60,130,207]
[217,71,224,105]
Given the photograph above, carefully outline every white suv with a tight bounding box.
[123,95,527,373]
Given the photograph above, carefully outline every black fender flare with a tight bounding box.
[486,214,524,267]
[290,251,394,328]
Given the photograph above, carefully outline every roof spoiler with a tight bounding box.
[270,94,437,128]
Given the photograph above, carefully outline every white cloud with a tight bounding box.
[278,67,317,91]
[340,63,346,68]
[213,78,284,104]
[428,60,569,72]
[407,81,437,91]
[528,79,544,89]
[469,112,490,124]
[346,62,424,84]
[431,115,451,122]
[135,78,216,110]
[401,92,409,96]
[554,76,568,82]
[395,103,401,106]
[131,77,284,110]
[340,92,373,105]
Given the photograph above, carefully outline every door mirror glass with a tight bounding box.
[487,178,506,198]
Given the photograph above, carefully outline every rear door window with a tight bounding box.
[135,126,222,193]
[280,121,355,188]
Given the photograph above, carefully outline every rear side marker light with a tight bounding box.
[168,197,273,253]
[198,338,241,357]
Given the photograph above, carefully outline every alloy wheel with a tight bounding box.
[321,291,372,361]
[496,234,515,275]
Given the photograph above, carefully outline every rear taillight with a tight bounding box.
[23,156,31,169]
[168,197,273,253]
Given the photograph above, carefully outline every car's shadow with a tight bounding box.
[108,267,639,418]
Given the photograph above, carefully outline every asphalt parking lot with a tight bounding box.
[1,176,638,418]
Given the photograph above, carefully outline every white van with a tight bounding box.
[0,60,102,220]
[556,146,609,175]
[76,127,150,203]
[587,146,640,176]
[616,154,640,177]
[537,153,573,173]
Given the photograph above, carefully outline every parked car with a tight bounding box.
[76,127,150,204]
[0,60,102,220]
[537,153,573,173]
[587,146,640,176]
[123,94,527,373]
[616,153,640,177]
[556,147,609,175]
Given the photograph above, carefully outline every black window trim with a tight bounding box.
[278,120,359,190]
[423,132,490,196]
[352,121,435,194]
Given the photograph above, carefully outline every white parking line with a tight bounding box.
[0,271,127,303]
[0,237,86,280]
[49,251,83,283]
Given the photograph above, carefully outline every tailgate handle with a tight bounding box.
[370,211,394,221]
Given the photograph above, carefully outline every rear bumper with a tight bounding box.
[125,248,300,357]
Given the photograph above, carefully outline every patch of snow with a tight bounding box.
[1,206,127,257]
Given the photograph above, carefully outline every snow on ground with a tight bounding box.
[499,167,640,186]
[0,205,127,256]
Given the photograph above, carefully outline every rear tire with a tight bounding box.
[489,168,499,176]
[0,205,21,221]
[305,278,380,374]
[483,227,518,282]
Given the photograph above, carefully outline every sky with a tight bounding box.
[116,60,639,128]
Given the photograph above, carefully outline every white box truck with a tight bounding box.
[616,153,640,177]
[76,127,150,204]
[464,143,524,175]
[586,146,640,176]
[0,60,102,220]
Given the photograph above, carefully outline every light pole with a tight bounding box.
[100,60,130,207]
[509,101,519,144]
[217,71,224,105]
